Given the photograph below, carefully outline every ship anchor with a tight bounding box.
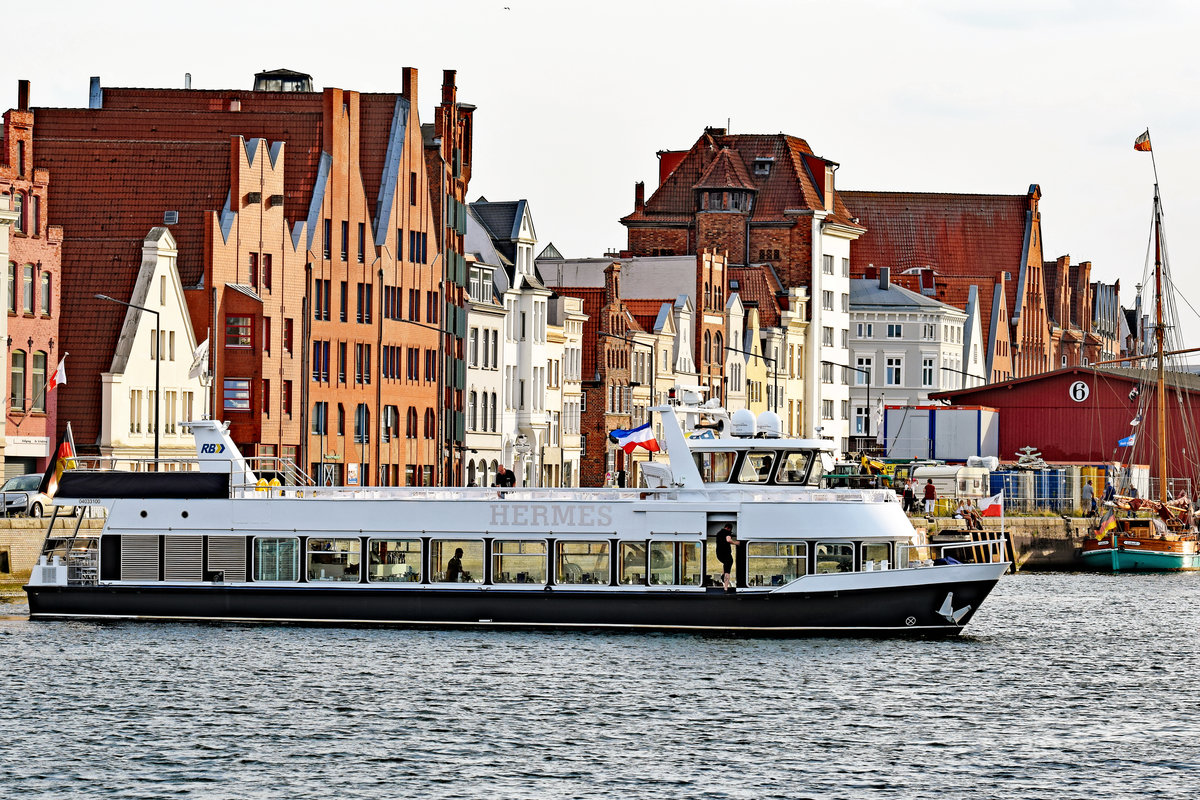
[937,592,972,624]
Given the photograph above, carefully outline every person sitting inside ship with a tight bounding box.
[446,548,466,582]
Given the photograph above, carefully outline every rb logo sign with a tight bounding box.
[200,443,226,454]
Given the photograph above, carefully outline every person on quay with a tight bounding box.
[716,523,740,592]
[923,479,937,515]
[495,464,516,497]
[903,478,917,514]
[1082,479,1097,517]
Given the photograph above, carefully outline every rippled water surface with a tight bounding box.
[3,573,1198,799]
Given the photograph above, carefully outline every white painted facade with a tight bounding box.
[464,257,505,487]
[550,295,585,488]
[805,223,856,452]
[98,228,208,462]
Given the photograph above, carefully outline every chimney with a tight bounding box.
[402,67,418,108]
[185,73,192,90]
[89,76,102,109]
[17,80,29,111]
[441,69,456,105]
[634,181,645,211]
[878,266,890,290]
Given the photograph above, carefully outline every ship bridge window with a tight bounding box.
[747,542,807,586]
[738,452,776,484]
[694,451,737,483]
[369,538,421,582]
[431,539,483,584]
[815,543,855,574]
[862,542,892,570]
[619,542,647,585]
[493,540,548,585]
[254,537,299,582]
[775,451,814,484]
[308,538,361,582]
[556,541,609,585]
[649,540,702,586]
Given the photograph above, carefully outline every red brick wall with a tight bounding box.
[696,213,745,264]
[628,226,690,257]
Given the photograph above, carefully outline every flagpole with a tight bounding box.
[13,352,68,429]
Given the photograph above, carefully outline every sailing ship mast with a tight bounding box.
[1153,185,1167,504]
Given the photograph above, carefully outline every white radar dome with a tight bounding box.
[730,408,757,438]
[756,410,782,438]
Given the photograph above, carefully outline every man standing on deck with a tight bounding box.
[716,523,740,592]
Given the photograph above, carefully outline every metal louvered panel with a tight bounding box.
[164,536,203,582]
[207,537,247,582]
[120,536,160,581]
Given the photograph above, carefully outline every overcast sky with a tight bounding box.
[13,0,1200,343]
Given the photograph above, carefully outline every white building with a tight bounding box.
[849,268,982,447]
[98,228,208,463]
[549,290,585,488]
[462,250,505,487]
[470,199,551,486]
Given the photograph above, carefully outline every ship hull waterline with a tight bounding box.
[1079,545,1200,572]
[25,574,1003,637]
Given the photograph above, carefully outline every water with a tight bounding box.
[2,573,1197,799]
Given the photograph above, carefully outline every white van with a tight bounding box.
[912,465,990,500]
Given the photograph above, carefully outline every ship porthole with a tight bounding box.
[140,510,148,518]
[905,616,916,626]
[181,511,189,519]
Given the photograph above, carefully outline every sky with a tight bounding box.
[11,0,1200,343]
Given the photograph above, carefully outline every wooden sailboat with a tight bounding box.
[1081,132,1200,571]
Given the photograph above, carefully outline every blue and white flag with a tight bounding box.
[1118,433,1136,447]
[609,422,660,455]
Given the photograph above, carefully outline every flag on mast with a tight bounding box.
[1134,130,1152,152]
[188,338,210,380]
[608,423,660,455]
[46,357,67,392]
[38,422,78,498]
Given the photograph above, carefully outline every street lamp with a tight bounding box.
[725,345,778,413]
[96,293,159,463]
[825,360,872,439]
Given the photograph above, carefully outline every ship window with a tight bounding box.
[307,537,361,582]
[862,542,891,570]
[431,539,482,583]
[648,540,703,586]
[254,537,299,582]
[747,542,807,587]
[368,538,421,583]
[556,541,609,585]
[776,451,814,484]
[693,451,736,483]
[618,541,647,585]
[738,452,775,484]
[815,543,855,574]
[492,540,547,585]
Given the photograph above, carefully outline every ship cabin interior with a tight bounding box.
[55,524,905,592]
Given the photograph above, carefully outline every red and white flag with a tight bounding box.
[978,492,1004,518]
[46,357,67,392]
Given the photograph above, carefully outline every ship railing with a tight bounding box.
[699,487,898,504]
[229,484,679,501]
[897,536,1009,568]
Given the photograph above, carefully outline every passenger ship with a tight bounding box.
[25,403,1009,635]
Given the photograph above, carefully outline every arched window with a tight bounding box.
[478,459,488,487]
[703,331,712,364]
[39,271,51,315]
[468,390,478,430]
[7,263,15,314]
[467,460,477,486]
[490,392,497,431]
[22,264,34,313]
[406,406,418,438]
[479,392,487,431]
[423,408,435,439]
[355,404,370,444]
[12,192,24,233]
[714,333,723,365]
[704,282,711,310]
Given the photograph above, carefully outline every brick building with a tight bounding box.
[2,81,62,476]
[621,128,860,445]
[32,69,470,485]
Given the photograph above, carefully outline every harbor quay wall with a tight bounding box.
[929,516,1096,570]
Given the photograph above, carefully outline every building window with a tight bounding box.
[31,352,46,412]
[355,403,370,444]
[857,323,872,338]
[284,318,294,352]
[225,316,252,348]
[922,357,934,387]
[223,378,251,412]
[8,350,25,410]
[822,326,833,347]
[249,253,259,288]
[357,222,366,263]
[887,324,902,338]
[854,406,869,435]
[22,265,34,313]
[855,357,872,385]
[340,220,349,261]
[841,400,849,420]
[283,380,292,415]
[822,291,833,311]
[841,258,850,278]
[822,255,834,275]
[841,293,849,313]
[410,172,417,205]
[322,219,332,260]
[7,263,15,314]
[886,357,902,386]
[40,272,51,315]
[822,399,834,419]
[312,402,328,435]
[923,323,935,339]
[821,362,834,384]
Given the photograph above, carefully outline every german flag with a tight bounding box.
[1134,130,1152,152]
[38,422,78,498]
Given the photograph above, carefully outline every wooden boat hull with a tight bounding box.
[1080,536,1200,572]
[25,564,1005,637]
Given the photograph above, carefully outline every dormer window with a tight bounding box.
[703,191,751,212]
[753,158,773,176]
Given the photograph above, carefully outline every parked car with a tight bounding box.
[1,473,55,517]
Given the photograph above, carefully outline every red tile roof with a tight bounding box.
[728,265,782,327]
[623,131,859,228]
[841,190,1033,325]
[693,148,756,191]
